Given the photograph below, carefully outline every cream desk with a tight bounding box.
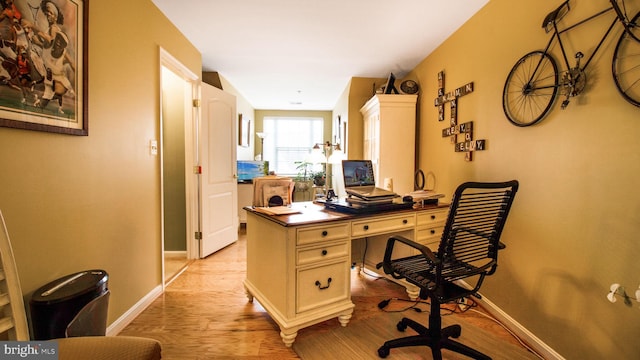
[243,201,449,347]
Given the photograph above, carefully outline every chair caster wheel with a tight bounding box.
[377,346,390,358]
[451,324,462,338]
[396,320,407,332]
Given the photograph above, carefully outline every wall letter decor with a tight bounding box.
[434,70,485,161]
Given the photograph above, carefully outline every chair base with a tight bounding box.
[377,317,491,360]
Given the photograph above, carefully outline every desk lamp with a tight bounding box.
[310,141,346,198]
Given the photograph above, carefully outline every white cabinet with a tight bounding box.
[360,94,417,196]
[237,183,253,224]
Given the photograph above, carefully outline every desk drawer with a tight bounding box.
[297,241,349,266]
[297,259,350,313]
[416,225,444,252]
[417,209,447,226]
[351,214,415,238]
[297,223,350,246]
[416,225,444,242]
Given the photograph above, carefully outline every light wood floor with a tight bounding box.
[120,227,533,359]
[164,252,190,284]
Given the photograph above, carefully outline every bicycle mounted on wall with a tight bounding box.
[502,0,640,127]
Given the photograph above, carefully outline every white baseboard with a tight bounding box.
[164,250,187,256]
[106,285,163,335]
[477,294,565,360]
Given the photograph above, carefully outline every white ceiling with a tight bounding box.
[152,0,489,110]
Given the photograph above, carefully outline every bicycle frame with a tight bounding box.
[542,1,620,76]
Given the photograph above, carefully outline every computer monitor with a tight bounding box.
[342,160,375,187]
[237,160,268,183]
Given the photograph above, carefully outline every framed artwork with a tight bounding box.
[0,0,88,135]
[238,113,250,147]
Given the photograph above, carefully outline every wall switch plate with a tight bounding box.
[150,140,158,155]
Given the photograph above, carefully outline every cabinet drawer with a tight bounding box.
[416,210,447,226]
[297,223,350,246]
[297,260,350,313]
[297,242,349,266]
[416,228,443,252]
[351,214,415,238]
[416,225,444,243]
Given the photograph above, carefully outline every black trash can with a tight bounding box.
[29,269,109,340]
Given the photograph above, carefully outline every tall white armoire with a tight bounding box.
[360,94,418,195]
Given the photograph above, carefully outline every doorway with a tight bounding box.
[160,48,198,286]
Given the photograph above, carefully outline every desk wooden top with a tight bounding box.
[245,201,449,227]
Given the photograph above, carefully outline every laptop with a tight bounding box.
[342,160,398,200]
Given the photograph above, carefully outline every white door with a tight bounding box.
[199,83,238,258]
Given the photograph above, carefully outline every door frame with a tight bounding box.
[159,48,200,287]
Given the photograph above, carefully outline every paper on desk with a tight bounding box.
[254,206,301,215]
[408,190,445,200]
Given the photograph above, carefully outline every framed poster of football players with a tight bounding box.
[0,0,88,135]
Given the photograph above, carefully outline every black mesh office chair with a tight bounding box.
[377,180,519,360]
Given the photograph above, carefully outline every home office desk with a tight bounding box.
[243,201,449,347]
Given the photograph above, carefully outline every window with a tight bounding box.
[263,117,324,175]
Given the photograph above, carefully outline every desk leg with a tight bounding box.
[338,311,353,327]
[280,329,298,347]
[244,283,254,302]
[405,285,420,300]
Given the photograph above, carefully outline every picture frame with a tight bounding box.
[238,113,250,147]
[0,0,88,136]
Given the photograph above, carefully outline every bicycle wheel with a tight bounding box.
[612,11,640,107]
[503,51,559,127]
[611,1,640,42]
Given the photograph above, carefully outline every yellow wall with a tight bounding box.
[220,76,256,161]
[0,0,201,326]
[341,77,386,159]
[408,0,639,358]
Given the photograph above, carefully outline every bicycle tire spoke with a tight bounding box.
[503,51,558,126]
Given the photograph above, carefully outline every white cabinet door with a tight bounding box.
[360,95,417,195]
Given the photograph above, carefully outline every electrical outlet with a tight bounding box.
[607,283,640,307]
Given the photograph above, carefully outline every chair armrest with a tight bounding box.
[381,235,440,279]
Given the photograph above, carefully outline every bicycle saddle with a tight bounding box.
[542,0,570,33]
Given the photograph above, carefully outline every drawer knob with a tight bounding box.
[321,249,328,256]
[431,215,436,220]
[315,277,332,290]
[430,229,436,235]
[321,230,328,237]
[402,219,408,224]
[363,225,369,231]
